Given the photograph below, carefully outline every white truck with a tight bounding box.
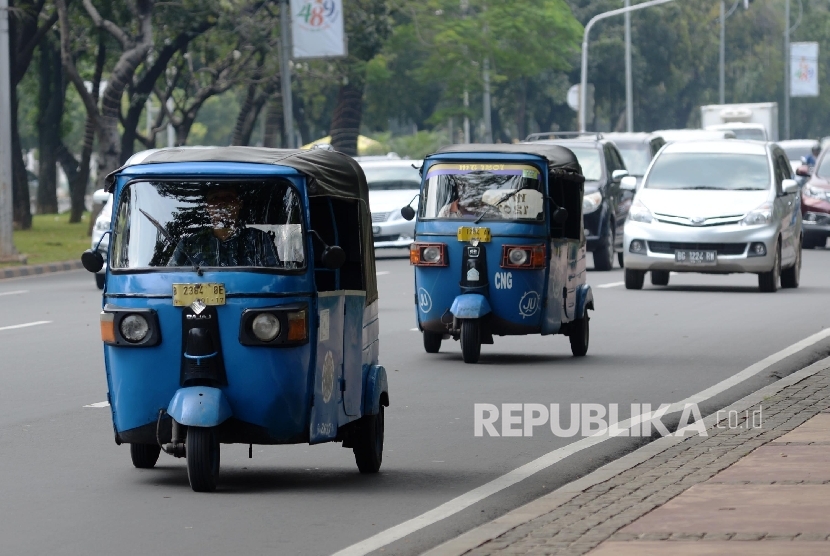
[700,102,779,141]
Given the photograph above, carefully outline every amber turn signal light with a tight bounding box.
[100,312,116,343]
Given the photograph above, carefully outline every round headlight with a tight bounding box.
[252,313,281,342]
[422,246,441,263]
[508,248,529,266]
[120,314,149,343]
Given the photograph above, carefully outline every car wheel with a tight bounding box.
[460,319,481,364]
[758,240,781,293]
[130,443,161,469]
[186,427,220,492]
[569,315,589,357]
[617,252,625,268]
[95,273,105,290]
[593,223,614,271]
[423,331,442,353]
[781,239,801,289]
[651,270,670,286]
[624,268,645,290]
[353,406,384,474]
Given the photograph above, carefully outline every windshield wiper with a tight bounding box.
[678,186,727,190]
[138,208,201,273]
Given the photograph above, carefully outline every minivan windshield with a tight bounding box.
[645,153,770,191]
[362,164,422,190]
[420,163,545,221]
[616,145,651,176]
[111,180,305,270]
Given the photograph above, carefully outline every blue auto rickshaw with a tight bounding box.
[81,147,389,492]
[401,144,593,363]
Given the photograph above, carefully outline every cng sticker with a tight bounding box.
[495,271,513,290]
[418,287,433,313]
[519,291,540,318]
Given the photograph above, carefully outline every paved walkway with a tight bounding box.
[426,359,830,556]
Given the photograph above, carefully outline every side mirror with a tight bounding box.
[611,169,629,183]
[620,176,637,191]
[782,179,799,195]
[401,206,416,221]
[92,189,110,204]
[552,207,568,226]
[321,245,346,270]
[81,249,104,273]
[796,165,812,177]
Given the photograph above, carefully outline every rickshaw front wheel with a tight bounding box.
[423,331,443,353]
[186,427,220,492]
[130,443,161,469]
[461,320,481,364]
[569,315,590,357]
[354,406,384,473]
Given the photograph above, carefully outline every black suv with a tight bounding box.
[525,132,632,270]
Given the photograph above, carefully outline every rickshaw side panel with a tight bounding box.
[309,293,344,444]
[342,293,367,416]
[542,239,587,334]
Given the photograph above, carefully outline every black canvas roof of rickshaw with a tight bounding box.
[106,146,377,305]
[432,143,585,183]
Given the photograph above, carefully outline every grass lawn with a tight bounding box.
[2,213,92,267]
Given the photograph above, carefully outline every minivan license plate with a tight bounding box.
[675,250,717,266]
[172,283,226,306]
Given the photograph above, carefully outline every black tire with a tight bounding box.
[130,443,161,469]
[781,239,801,289]
[95,273,105,290]
[624,268,645,290]
[569,315,590,357]
[617,252,625,268]
[423,331,442,353]
[593,224,614,271]
[186,427,220,492]
[460,319,481,364]
[353,406,384,474]
[758,240,781,293]
[651,270,670,286]
[803,234,823,249]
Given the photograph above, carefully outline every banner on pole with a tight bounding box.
[291,0,347,59]
[790,42,819,98]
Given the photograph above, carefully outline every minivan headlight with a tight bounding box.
[740,202,773,226]
[582,192,602,214]
[628,198,653,224]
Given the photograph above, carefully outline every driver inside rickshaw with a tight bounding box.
[438,176,479,218]
[168,187,279,267]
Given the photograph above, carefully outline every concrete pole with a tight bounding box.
[280,0,295,148]
[463,90,470,143]
[166,98,175,147]
[624,0,633,132]
[719,0,726,104]
[0,0,16,258]
[784,0,790,140]
[483,57,492,143]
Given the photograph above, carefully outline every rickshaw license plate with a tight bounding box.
[457,227,491,243]
[172,283,226,306]
[675,250,717,266]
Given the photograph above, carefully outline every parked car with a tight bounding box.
[525,132,631,270]
[358,159,422,248]
[623,140,802,292]
[90,189,113,289]
[654,129,736,142]
[604,133,666,186]
[800,148,830,249]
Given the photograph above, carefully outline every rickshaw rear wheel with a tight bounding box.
[354,406,384,473]
[570,315,590,357]
[130,443,161,469]
[186,427,220,492]
[423,331,443,353]
[461,320,481,364]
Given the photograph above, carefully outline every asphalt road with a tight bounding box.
[2,249,830,556]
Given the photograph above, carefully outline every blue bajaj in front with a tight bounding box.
[402,144,593,363]
[81,147,388,492]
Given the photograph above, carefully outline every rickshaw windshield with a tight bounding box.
[111,180,305,270]
[420,163,545,221]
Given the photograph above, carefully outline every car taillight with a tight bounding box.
[501,245,545,269]
[410,242,448,266]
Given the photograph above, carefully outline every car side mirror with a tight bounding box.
[552,207,568,226]
[321,245,346,270]
[401,206,416,221]
[92,189,110,204]
[796,165,812,177]
[611,169,629,183]
[782,179,799,195]
[620,176,637,191]
[81,249,104,273]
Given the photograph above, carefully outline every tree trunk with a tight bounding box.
[329,81,364,156]
[10,84,31,229]
[231,81,258,146]
[37,38,62,215]
[263,95,283,148]
[515,79,527,142]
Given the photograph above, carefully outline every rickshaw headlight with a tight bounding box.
[501,244,546,269]
[411,242,448,266]
[422,246,441,263]
[508,248,529,266]
[252,313,281,342]
[120,314,149,343]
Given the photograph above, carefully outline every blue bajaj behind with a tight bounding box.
[81,147,388,492]
[402,144,594,363]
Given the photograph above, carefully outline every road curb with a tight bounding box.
[0,260,84,280]
[422,356,830,556]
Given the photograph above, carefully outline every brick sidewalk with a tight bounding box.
[431,360,830,556]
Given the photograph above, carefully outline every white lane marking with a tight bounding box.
[83,401,110,408]
[0,290,28,297]
[596,281,625,289]
[331,326,830,556]
[376,271,390,276]
[0,320,51,332]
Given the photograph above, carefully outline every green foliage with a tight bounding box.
[363,129,452,159]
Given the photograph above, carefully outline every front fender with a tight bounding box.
[575,284,594,320]
[450,294,492,319]
[362,365,389,416]
[167,386,232,427]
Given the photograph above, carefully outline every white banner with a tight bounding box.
[291,0,347,59]
[791,42,819,97]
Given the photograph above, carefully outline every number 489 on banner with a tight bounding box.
[291,0,347,59]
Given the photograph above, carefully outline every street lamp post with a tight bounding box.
[0,0,16,259]
[580,0,679,132]
[280,0,295,149]
[624,0,633,132]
